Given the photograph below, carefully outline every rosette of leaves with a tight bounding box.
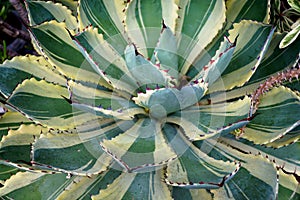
[0,0,299,199]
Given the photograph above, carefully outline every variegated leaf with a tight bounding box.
[32,119,134,175]
[56,168,122,199]
[280,23,300,48]
[68,80,145,120]
[125,0,164,57]
[242,86,300,144]
[26,0,77,30]
[5,78,97,129]
[78,0,129,53]
[167,97,250,141]
[151,25,179,82]
[0,172,74,199]
[125,44,173,89]
[163,125,240,189]
[101,118,176,172]
[210,20,275,91]
[29,20,109,86]
[188,36,236,86]
[0,55,67,98]
[176,0,226,74]
[0,111,32,141]
[92,170,172,199]
[72,26,138,93]
[0,124,46,163]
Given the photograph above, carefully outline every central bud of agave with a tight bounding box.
[148,104,167,120]
[123,29,208,121]
[133,84,206,120]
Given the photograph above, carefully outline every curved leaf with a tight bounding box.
[288,0,300,12]
[163,126,240,189]
[6,78,97,129]
[265,126,300,148]
[0,164,19,187]
[176,0,226,74]
[278,169,300,200]
[205,138,279,199]
[226,0,270,26]
[219,136,300,184]
[56,168,122,199]
[26,0,77,30]
[210,20,275,91]
[188,36,236,86]
[125,44,172,89]
[101,118,176,172]
[279,23,300,48]
[0,124,46,163]
[125,0,163,57]
[0,55,67,98]
[72,27,138,93]
[151,26,179,82]
[78,0,128,53]
[0,111,32,141]
[0,172,73,199]
[29,20,109,86]
[167,97,250,141]
[92,170,172,200]
[205,0,271,62]
[209,32,300,102]
[242,86,300,144]
[32,119,133,175]
[69,80,145,120]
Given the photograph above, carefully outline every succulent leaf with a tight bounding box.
[151,25,179,81]
[32,133,111,175]
[125,0,163,57]
[56,168,122,199]
[78,0,128,53]
[124,44,170,89]
[6,78,96,128]
[0,111,32,141]
[266,126,300,148]
[101,118,176,172]
[0,124,46,164]
[242,86,300,144]
[0,172,73,199]
[226,0,271,26]
[133,83,207,120]
[26,0,77,30]
[206,0,271,59]
[210,21,275,91]
[189,36,236,85]
[218,136,300,182]
[167,97,251,141]
[92,170,172,199]
[72,27,138,93]
[278,168,300,199]
[29,21,109,86]
[210,32,300,102]
[280,23,300,48]
[164,126,240,189]
[0,55,67,98]
[176,0,226,73]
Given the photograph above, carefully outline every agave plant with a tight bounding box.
[0,0,299,199]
